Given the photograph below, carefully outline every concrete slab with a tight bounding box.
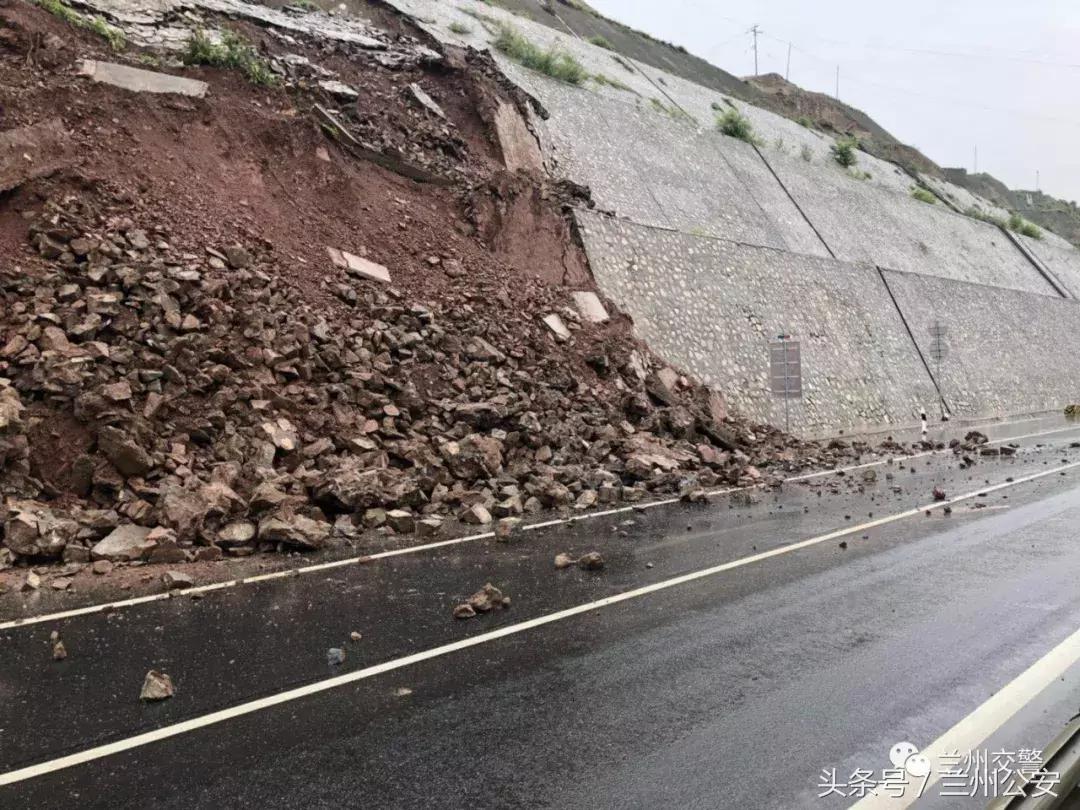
[519,79,813,252]
[493,100,543,172]
[0,119,73,193]
[572,291,609,323]
[576,209,938,436]
[77,60,208,98]
[719,137,830,258]
[625,59,915,198]
[326,247,391,283]
[519,75,672,231]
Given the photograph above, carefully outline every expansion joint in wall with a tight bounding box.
[875,265,951,419]
[999,226,1072,299]
[751,143,836,259]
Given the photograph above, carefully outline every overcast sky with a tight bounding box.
[588,0,1080,203]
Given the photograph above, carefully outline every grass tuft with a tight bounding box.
[648,96,696,124]
[965,206,1006,228]
[591,72,634,93]
[588,34,614,50]
[183,29,276,86]
[910,187,937,205]
[1008,213,1043,239]
[715,108,757,144]
[38,0,125,50]
[493,24,586,85]
[449,21,472,35]
[830,136,858,168]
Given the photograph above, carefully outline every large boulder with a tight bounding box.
[91,524,156,561]
[444,434,504,480]
[158,485,208,543]
[97,426,153,477]
[257,512,331,549]
[0,383,24,437]
[2,503,77,558]
[311,465,421,513]
[0,382,29,476]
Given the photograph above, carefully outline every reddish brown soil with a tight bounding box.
[0,0,590,305]
[0,0,651,393]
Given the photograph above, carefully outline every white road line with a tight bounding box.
[0,494,721,631]
[1,461,1078,787]
[852,624,1080,809]
[2,424,1076,632]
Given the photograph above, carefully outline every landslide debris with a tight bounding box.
[0,0,895,581]
[1,192,836,572]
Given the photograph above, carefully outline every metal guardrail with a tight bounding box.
[987,715,1080,809]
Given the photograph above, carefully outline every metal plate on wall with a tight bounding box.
[928,322,948,363]
[769,339,802,398]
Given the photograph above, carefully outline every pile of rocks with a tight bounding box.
[0,379,29,484]
[0,194,854,570]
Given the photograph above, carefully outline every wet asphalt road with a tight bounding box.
[3,421,1080,808]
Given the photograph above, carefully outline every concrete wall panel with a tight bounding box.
[918,173,1012,221]
[1021,233,1080,298]
[519,78,813,251]
[762,147,1058,295]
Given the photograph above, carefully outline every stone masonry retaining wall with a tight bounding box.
[577,210,940,436]
[881,269,1080,419]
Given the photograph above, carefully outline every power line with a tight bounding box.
[762,30,1080,70]
[683,1,1080,71]
[771,39,1080,128]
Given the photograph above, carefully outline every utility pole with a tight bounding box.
[1036,169,1040,191]
[835,65,840,99]
[785,42,791,81]
[973,144,978,173]
[749,24,761,76]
